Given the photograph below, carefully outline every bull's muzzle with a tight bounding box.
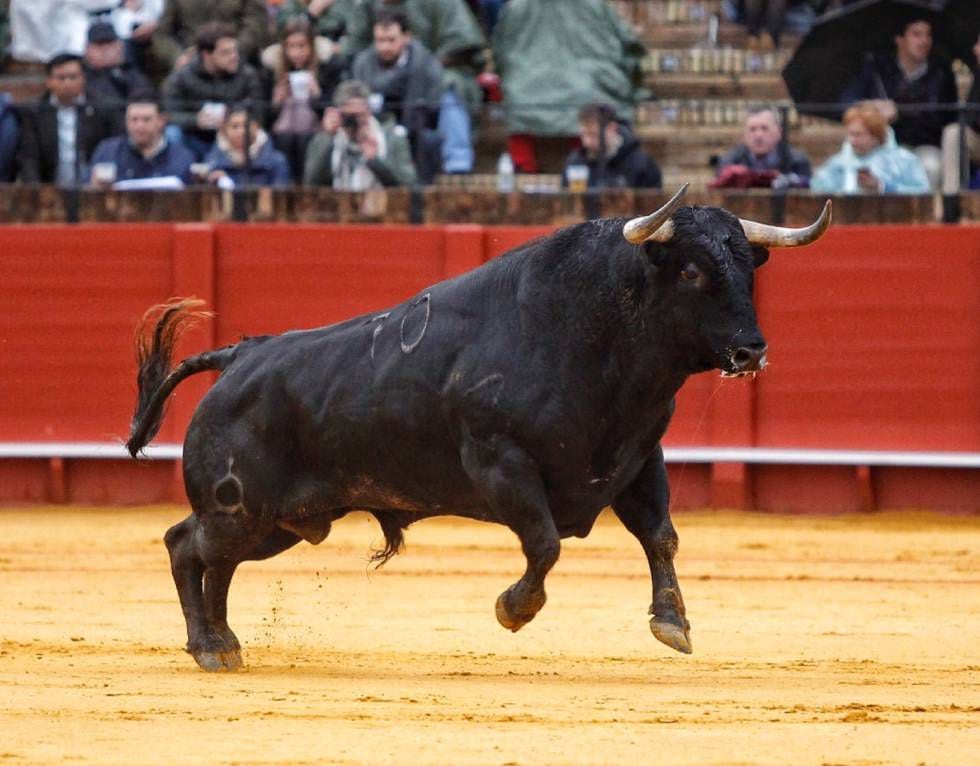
[723,343,768,377]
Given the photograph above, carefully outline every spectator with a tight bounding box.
[941,33,980,222]
[1,0,9,61]
[303,79,416,188]
[744,0,784,51]
[83,23,153,114]
[561,103,661,189]
[86,96,195,187]
[151,0,269,70]
[811,101,929,194]
[106,0,165,71]
[161,22,265,159]
[8,0,90,62]
[352,9,466,180]
[492,0,646,173]
[275,0,356,45]
[346,0,486,159]
[472,0,506,37]
[264,18,349,182]
[17,53,120,184]
[204,104,292,187]
[712,106,810,189]
[841,15,957,189]
[0,91,20,182]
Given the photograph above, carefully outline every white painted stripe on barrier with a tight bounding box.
[662,447,980,468]
[0,443,183,460]
[0,443,978,468]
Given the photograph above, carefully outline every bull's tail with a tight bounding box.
[126,298,235,458]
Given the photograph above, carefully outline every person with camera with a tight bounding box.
[303,79,417,188]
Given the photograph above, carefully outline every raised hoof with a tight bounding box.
[495,592,527,632]
[190,648,244,672]
[650,619,693,654]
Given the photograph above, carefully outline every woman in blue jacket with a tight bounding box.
[205,104,292,187]
[811,101,929,194]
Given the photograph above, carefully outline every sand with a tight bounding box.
[0,506,978,765]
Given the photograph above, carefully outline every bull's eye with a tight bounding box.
[680,264,702,284]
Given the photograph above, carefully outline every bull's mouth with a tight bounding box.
[720,367,764,379]
[719,349,768,378]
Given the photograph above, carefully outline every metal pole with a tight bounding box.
[65,103,81,224]
[232,102,251,222]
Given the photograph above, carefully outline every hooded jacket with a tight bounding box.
[492,0,646,136]
[810,126,930,194]
[561,124,661,189]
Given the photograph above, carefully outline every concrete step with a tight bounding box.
[648,71,789,99]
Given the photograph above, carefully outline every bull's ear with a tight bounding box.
[751,245,770,268]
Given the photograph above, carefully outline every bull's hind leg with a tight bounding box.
[613,449,692,654]
[461,432,560,632]
[165,515,301,671]
[196,527,302,671]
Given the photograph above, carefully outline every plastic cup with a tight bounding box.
[566,164,589,193]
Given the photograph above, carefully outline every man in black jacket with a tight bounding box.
[713,106,810,189]
[161,22,265,159]
[84,23,153,116]
[561,103,661,190]
[841,16,958,189]
[17,53,121,184]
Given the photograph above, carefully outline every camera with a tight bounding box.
[341,113,359,134]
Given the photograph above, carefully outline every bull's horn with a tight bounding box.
[623,184,689,244]
[739,200,832,247]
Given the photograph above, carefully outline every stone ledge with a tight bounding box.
[0,184,963,225]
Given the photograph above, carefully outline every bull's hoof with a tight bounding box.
[494,587,545,633]
[190,647,244,672]
[650,619,692,654]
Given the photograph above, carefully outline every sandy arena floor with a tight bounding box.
[0,506,978,765]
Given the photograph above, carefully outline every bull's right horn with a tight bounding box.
[623,184,689,244]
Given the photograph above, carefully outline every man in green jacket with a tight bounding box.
[275,0,358,44]
[346,0,486,119]
[303,79,417,188]
[493,0,647,172]
[151,0,269,69]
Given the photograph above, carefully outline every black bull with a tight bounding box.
[127,188,831,671]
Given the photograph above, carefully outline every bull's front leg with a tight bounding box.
[461,430,560,632]
[613,448,692,654]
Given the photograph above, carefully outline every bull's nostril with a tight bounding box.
[732,348,753,368]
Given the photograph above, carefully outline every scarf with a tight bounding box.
[216,128,269,167]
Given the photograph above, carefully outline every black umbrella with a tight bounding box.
[939,0,980,66]
[782,0,947,119]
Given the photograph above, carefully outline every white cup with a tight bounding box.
[93,162,117,184]
[288,70,312,101]
[189,162,211,183]
[566,164,589,193]
[202,101,226,124]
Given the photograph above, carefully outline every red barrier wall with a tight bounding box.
[1,222,977,511]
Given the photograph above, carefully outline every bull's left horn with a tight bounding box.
[623,184,689,244]
[739,199,832,248]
